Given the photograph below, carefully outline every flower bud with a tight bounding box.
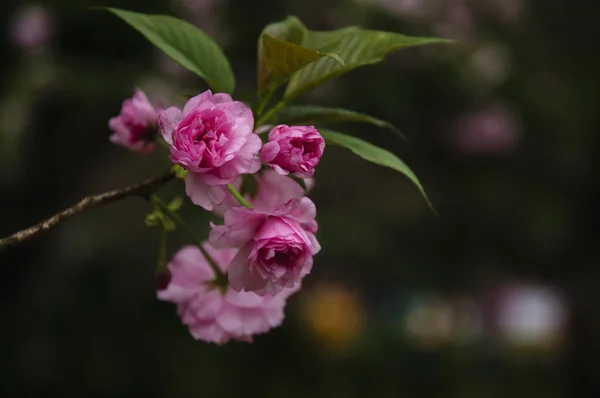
[109,89,160,153]
[260,125,325,178]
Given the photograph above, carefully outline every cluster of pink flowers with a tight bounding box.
[109,89,325,343]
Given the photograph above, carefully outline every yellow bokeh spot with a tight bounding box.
[300,282,366,352]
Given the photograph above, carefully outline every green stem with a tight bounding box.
[151,195,226,283]
[158,138,170,149]
[227,184,253,208]
[197,244,227,286]
[157,224,167,271]
[255,86,277,116]
[256,100,288,128]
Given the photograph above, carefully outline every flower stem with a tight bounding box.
[256,100,288,127]
[158,138,170,149]
[227,184,253,208]
[151,195,226,283]
[157,224,167,271]
[254,85,278,116]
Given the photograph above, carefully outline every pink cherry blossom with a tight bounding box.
[158,244,297,344]
[108,89,160,153]
[260,125,325,178]
[159,90,261,210]
[210,171,320,295]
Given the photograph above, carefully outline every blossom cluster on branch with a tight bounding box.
[110,89,324,344]
[0,8,446,345]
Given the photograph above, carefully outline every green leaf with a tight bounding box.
[106,8,235,94]
[320,130,435,213]
[257,16,307,91]
[144,213,159,227]
[275,105,405,140]
[145,207,176,230]
[261,34,344,90]
[167,196,184,211]
[285,27,452,100]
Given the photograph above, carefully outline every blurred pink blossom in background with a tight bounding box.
[10,4,53,51]
[109,89,161,153]
[433,0,475,39]
[483,0,524,23]
[175,0,230,46]
[454,103,520,155]
[354,0,431,18]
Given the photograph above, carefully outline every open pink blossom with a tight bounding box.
[260,124,325,178]
[109,89,160,153]
[159,90,261,210]
[158,244,297,344]
[210,171,320,295]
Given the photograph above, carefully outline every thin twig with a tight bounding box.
[0,171,175,252]
[151,195,227,285]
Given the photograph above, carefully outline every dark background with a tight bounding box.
[1,0,599,397]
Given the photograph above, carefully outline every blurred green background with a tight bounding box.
[1,0,599,396]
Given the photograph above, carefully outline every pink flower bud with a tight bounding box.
[159,90,262,210]
[158,244,297,344]
[260,125,325,178]
[108,89,160,153]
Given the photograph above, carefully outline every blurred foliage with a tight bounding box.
[1,0,600,397]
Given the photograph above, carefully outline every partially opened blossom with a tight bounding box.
[109,89,160,153]
[260,124,325,178]
[158,244,297,344]
[210,171,320,295]
[159,90,261,210]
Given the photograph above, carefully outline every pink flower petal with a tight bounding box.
[158,107,183,145]
[182,90,213,115]
[158,244,296,344]
[260,141,279,163]
[252,170,304,212]
[185,172,227,211]
[227,244,269,293]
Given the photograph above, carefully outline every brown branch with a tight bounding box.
[0,171,176,252]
